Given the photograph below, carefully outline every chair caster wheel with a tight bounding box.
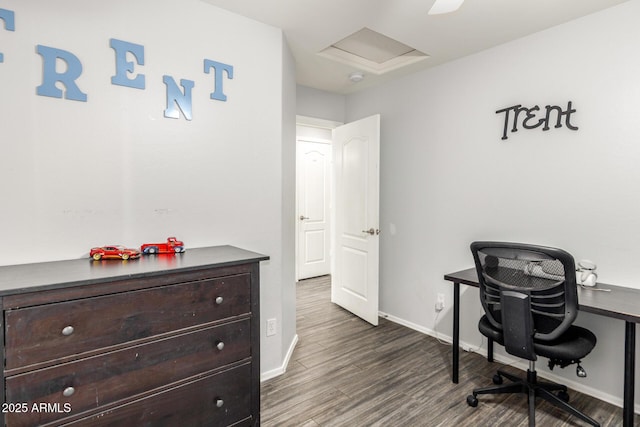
[557,390,570,402]
[492,374,503,385]
[467,394,478,407]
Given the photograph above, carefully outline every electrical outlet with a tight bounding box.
[435,293,445,312]
[266,318,277,337]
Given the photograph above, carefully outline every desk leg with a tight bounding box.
[623,321,635,427]
[453,282,460,384]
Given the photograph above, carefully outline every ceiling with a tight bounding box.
[201,0,629,95]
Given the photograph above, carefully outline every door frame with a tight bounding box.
[296,138,331,280]
[295,116,342,281]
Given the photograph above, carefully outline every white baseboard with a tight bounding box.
[378,311,636,414]
[260,334,299,382]
[380,311,438,337]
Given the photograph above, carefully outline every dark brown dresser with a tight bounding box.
[0,245,268,426]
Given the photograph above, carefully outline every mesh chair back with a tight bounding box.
[470,241,578,341]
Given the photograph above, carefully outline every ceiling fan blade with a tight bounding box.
[428,0,465,15]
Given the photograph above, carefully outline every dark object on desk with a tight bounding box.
[466,241,599,427]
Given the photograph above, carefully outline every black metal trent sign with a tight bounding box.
[496,101,578,140]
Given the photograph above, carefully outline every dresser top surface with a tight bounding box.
[0,245,269,296]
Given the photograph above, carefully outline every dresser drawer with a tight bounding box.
[59,363,253,427]
[5,273,250,369]
[5,319,251,427]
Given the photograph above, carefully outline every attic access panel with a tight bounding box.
[319,27,428,74]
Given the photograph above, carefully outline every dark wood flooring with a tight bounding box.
[260,275,624,426]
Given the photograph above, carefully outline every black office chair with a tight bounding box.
[466,241,599,427]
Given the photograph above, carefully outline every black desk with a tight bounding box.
[444,267,640,427]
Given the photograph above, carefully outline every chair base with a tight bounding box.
[467,368,600,427]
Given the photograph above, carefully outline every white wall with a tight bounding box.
[297,85,346,123]
[296,124,333,141]
[0,0,296,376]
[345,0,640,409]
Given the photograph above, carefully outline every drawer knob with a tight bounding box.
[215,398,224,408]
[62,326,75,336]
[216,341,225,351]
[63,387,75,397]
[215,296,224,305]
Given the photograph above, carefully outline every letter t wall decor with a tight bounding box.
[0,8,15,63]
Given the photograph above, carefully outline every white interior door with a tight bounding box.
[331,114,380,326]
[296,140,331,280]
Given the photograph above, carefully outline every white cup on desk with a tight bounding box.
[577,260,597,287]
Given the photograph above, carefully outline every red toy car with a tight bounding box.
[141,237,185,254]
[90,245,141,261]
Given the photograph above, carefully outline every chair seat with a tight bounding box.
[479,315,596,360]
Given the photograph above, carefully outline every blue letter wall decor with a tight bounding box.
[0,8,16,63]
[2,16,234,119]
[36,45,88,102]
[110,38,145,89]
[204,59,233,101]
[163,75,194,120]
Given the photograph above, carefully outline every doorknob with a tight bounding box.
[299,215,309,220]
[362,228,380,235]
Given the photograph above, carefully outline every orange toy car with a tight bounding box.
[90,245,141,261]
